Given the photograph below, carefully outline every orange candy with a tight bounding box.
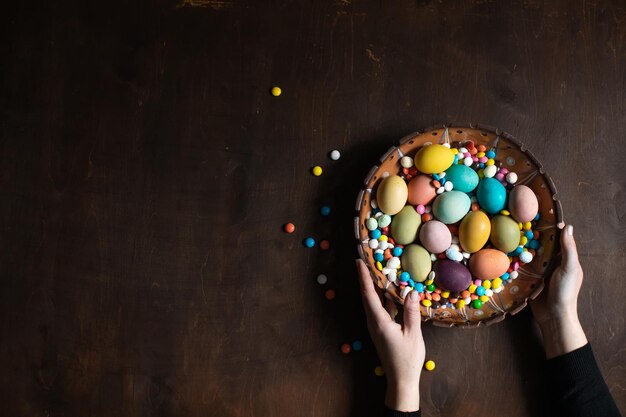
[422,213,431,222]
[471,203,480,211]
[477,144,487,152]
[431,293,441,302]
[283,223,296,233]
[320,240,330,250]
[383,249,392,260]
[325,289,336,300]
[449,297,458,304]
[461,290,470,299]
[470,294,478,301]
[341,343,351,354]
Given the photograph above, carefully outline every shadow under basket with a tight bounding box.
[354,124,563,328]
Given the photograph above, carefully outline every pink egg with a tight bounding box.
[508,185,539,223]
[407,175,437,206]
[418,220,451,254]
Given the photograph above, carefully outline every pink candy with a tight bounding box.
[499,168,509,175]
[495,173,505,181]
[513,262,519,271]
[416,204,425,215]
[478,156,488,163]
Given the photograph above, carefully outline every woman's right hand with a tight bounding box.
[530,224,588,358]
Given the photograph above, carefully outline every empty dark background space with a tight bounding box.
[0,0,624,416]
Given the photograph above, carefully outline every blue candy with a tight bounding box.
[486,150,496,159]
[304,237,315,248]
[524,230,534,239]
[374,253,384,262]
[415,283,425,293]
[476,286,486,296]
[352,340,363,351]
[320,206,331,216]
[501,272,510,280]
[370,229,382,239]
[408,279,415,287]
[534,213,540,221]
[529,239,540,250]
[400,272,410,282]
[392,247,403,257]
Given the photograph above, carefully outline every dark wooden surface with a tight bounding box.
[1,1,625,416]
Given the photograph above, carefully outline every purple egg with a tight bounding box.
[434,259,472,292]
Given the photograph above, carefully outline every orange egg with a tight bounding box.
[407,175,437,206]
[469,249,510,280]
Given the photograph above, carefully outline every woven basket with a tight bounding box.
[354,124,563,327]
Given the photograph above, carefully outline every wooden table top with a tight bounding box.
[1,1,624,416]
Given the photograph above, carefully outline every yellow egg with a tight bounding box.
[376,175,408,215]
[413,144,455,174]
[459,210,491,253]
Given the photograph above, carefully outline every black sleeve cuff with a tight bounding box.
[384,406,421,417]
[546,343,622,417]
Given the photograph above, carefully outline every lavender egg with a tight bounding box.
[434,259,472,292]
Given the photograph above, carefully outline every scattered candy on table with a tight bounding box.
[374,366,385,376]
[312,166,323,176]
[329,150,341,160]
[424,360,436,371]
[361,137,543,314]
[325,289,336,300]
[320,206,331,216]
[304,237,315,248]
[341,343,351,354]
[317,274,328,285]
[270,86,282,97]
[319,239,330,250]
[283,223,295,233]
[352,340,363,351]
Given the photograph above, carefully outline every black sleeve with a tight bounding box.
[546,343,622,417]
[384,406,421,417]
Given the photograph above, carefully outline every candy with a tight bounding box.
[374,366,385,376]
[270,86,282,96]
[378,214,392,228]
[341,343,351,354]
[283,223,295,233]
[320,206,331,216]
[312,166,323,176]
[352,340,363,351]
[304,237,315,248]
[366,218,378,231]
[329,150,341,160]
[320,240,330,250]
[325,289,336,300]
[424,360,436,371]
[317,274,328,285]
[400,156,414,168]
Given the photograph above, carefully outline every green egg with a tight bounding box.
[401,244,432,282]
[390,205,422,245]
[490,215,520,253]
[432,191,471,224]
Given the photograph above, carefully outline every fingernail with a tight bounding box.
[566,225,573,236]
[409,291,419,301]
[355,258,362,265]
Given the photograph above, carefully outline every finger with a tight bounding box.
[560,224,580,272]
[402,290,422,335]
[356,259,392,325]
[385,298,396,320]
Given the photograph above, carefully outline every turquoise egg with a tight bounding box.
[476,178,506,214]
[432,191,471,224]
[444,164,479,193]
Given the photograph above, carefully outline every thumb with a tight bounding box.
[560,224,580,273]
[403,290,422,334]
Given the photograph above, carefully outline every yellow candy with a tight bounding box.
[477,152,486,158]
[456,300,466,309]
[523,221,532,230]
[469,284,477,294]
[422,299,432,307]
[520,236,528,246]
[312,166,323,176]
[271,86,282,96]
[500,210,510,216]
[486,158,495,166]
[478,170,484,179]
[425,279,434,286]
[451,148,458,154]
[508,256,513,262]
[480,295,489,302]
[492,277,503,289]
[424,360,436,371]
[374,366,385,376]
[518,222,523,230]
[376,261,383,271]
[379,235,388,242]
[483,280,491,289]
[441,291,450,298]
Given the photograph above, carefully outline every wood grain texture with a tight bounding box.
[0,1,624,416]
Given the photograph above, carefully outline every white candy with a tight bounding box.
[444,181,453,191]
[374,211,383,219]
[428,271,436,280]
[381,171,390,178]
[388,271,397,282]
[462,251,470,259]
[370,199,378,209]
[379,241,389,251]
[455,252,464,262]
[378,214,391,228]
[436,187,445,194]
[464,157,473,166]
[519,251,533,263]
[483,165,497,178]
[330,150,341,160]
[400,286,413,299]
[382,267,391,275]
[317,274,328,285]
[493,286,503,293]
[439,172,446,178]
[375,249,384,254]
[459,147,468,154]
[451,235,459,244]
[423,141,432,146]
[506,172,518,184]
[446,248,460,261]
[387,257,401,269]
[400,156,414,168]
[510,270,519,279]
[449,244,460,252]
[368,239,379,249]
[430,253,437,262]
[464,297,472,304]
[366,218,378,231]
[485,289,493,297]
[442,142,451,148]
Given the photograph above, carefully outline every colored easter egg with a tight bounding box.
[490,214,520,253]
[444,164,479,193]
[407,175,437,206]
[419,220,451,253]
[509,185,539,223]
[469,249,510,280]
[391,205,422,245]
[432,191,471,224]
[434,259,472,292]
[476,178,507,214]
[401,244,432,282]
[459,210,491,253]
[377,175,408,215]
[414,144,455,174]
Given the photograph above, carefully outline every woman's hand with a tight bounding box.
[530,224,588,358]
[356,259,425,412]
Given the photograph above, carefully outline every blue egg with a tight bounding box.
[444,164,479,193]
[476,178,507,214]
